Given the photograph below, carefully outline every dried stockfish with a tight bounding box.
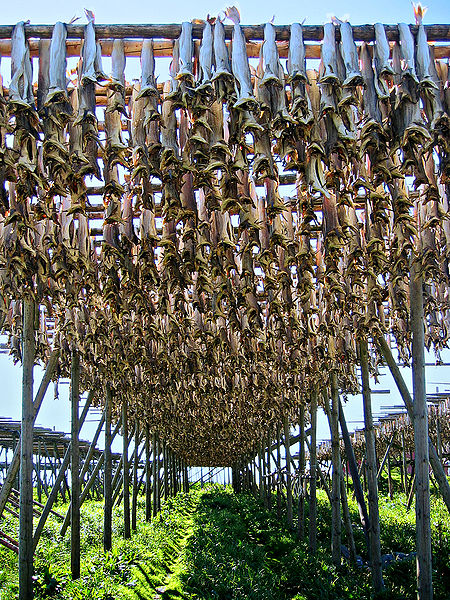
[226,6,258,111]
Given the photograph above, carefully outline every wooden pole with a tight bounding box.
[70,349,81,580]
[410,260,433,600]
[0,349,60,519]
[122,396,131,539]
[266,434,272,510]
[377,431,397,480]
[377,335,450,515]
[145,425,152,521]
[0,22,448,42]
[359,339,384,594]
[283,415,293,527]
[329,373,341,567]
[131,420,140,530]
[18,298,35,600]
[276,424,282,517]
[308,390,318,554]
[402,431,408,494]
[340,473,357,565]
[297,406,305,538]
[103,386,112,551]
[34,397,95,550]
[338,398,370,549]
[60,411,106,537]
[152,433,158,516]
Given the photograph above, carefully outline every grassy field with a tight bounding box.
[1,485,449,599]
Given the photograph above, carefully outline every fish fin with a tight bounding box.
[225,6,241,25]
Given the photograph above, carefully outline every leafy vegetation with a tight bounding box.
[0,485,449,599]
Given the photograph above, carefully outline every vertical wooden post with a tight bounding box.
[276,424,282,517]
[340,473,357,564]
[360,339,384,593]
[260,442,266,504]
[70,349,81,580]
[19,298,35,600]
[410,260,433,600]
[103,385,112,551]
[297,406,305,538]
[283,415,293,527]
[329,373,341,567]
[37,440,42,504]
[122,397,131,539]
[266,434,272,509]
[145,425,152,521]
[435,416,442,462]
[163,443,169,500]
[154,433,161,514]
[308,389,318,554]
[402,431,408,494]
[131,419,139,531]
[184,461,189,493]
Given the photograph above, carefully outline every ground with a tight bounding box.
[1,485,449,599]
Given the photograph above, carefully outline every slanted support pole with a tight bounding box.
[338,398,370,550]
[308,389,318,554]
[103,385,113,551]
[19,298,35,600]
[410,260,433,600]
[376,335,450,515]
[360,339,384,594]
[0,348,60,519]
[34,393,94,551]
[70,349,81,580]
[122,396,131,539]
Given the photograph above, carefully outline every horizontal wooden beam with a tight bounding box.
[0,23,449,42]
[0,37,449,60]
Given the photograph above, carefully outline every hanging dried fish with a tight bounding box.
[226,6,258,111]
[398,22,419,83]
[373,22,393,100]
[320,22,340,84]
[334,19,362,87]
[212,16,235,102]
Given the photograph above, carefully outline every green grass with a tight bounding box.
[0,485,449,600]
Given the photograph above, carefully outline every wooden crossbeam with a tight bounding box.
[0,23,449,42]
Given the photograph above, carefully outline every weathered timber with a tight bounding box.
[103,386,112,551]
[308,390,318,554]
[145,424,152,522]
[0,23,448,41]
[33,394,93,550]
[283,415,293,528]
[18,299,35,600]
[70,350,81,580]
[0,349,60,518]
[329,373,341,567]
[410,261,433,600]
[376,336,450,515]
[338,399,370,548]
[360,339,384,594]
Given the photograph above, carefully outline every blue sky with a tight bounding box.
[1,0,449,26]
[0,0,449,464]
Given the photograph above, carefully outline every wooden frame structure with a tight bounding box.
[0,12,449,599]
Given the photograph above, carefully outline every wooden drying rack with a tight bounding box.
[0,23,449,58]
